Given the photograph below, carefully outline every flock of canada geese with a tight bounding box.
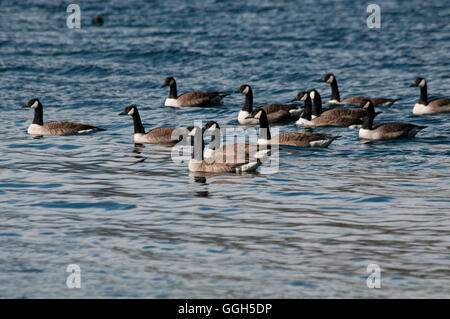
[23,74,450,173]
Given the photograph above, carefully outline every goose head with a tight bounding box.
[22,98,41,109]
[318,73,335,83]
[204,121,220,132]
[292,91,309,102]
[360,99,375,114]
[161,77,176,87]
[409,77,426,88]
[235,84,252,95]
[118,105,138,116]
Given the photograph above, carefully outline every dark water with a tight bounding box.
[0,0,449,298]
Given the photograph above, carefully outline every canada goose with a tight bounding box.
[203,121,271,160]
[22,98,105,136]
[235,84,302,125]
[318,74,398,107]
[359,100,426,140]
[161,77,228,107]
[410,78,450,115]
[119,105,187,144]
[249,108,340,148]
[295,92,366,128]
[306,89,367,119]
[188,126,261,173]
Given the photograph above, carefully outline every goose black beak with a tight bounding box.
[234,90,241,93]
[22,105,29,108]
[317,79,325,83]
[118,111,127,115]
[291,98,299,102]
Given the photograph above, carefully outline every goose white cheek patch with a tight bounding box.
[419,79,426,87]
[189,128,197,136]
[128,108,134,115]
[31,101,39,108]
[242,87,249,94]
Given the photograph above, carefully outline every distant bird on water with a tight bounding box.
[92,15,104,26]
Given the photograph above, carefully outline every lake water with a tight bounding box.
[0,0,449,298]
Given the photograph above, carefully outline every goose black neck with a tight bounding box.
[191,131,204,161]
[169,81,178,99]
[419,84,428,105]
[242,88,253,113]
[32,104,44,126]
[312,92,323,116]
[301,97,313,121]
[362,113,374,130]
[131,109,146,134]
[330,78,341,102]
[259,112,271,141]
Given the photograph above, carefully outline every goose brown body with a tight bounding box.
[188,160,254,173]
[277,132,340,147]
[29,121,103,136]
[162,77,228,107]
[359,100,426,140]
[119,105,186,144]
[319,73,398,107]
[321,107,367,118]
[136,126,184,144]
[251,108,340,148]
[236,84,301,125]
[338,96,397,107]
[307,89,368,119]
[208,143,267,161]
[203,121,271,161]
[23,98,104,136]
[188,127,261,173]
[295,91,365,128]
[410,78,450,115]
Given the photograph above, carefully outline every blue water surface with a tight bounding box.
[0,0,449,298]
